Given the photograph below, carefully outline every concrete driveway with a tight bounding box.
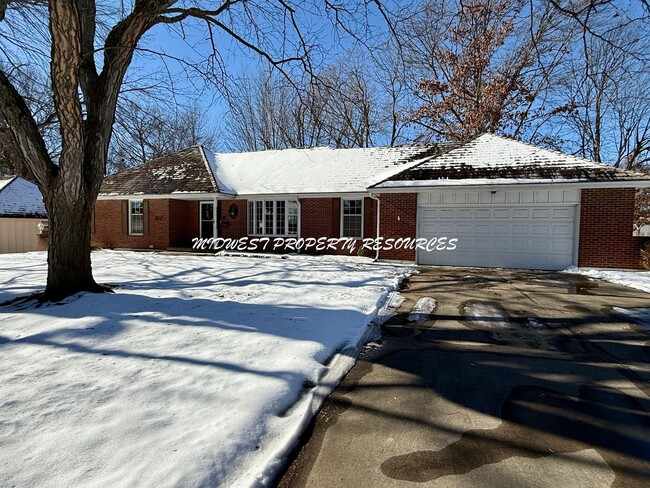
[278,267,650,488]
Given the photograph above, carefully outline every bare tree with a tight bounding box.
[0,0,389,300]
[225,60,378,151]
[108,102,219,172]
[554,19,650,168]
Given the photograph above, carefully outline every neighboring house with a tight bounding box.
[93,134,650,270]
[0,176,48,254]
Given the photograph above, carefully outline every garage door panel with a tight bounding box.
[552,208,572,218]
[552,224,572,236]
[418,203,576,270]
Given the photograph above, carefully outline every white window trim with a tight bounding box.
[341,198,364,239]
[248,199,298,237]
[128,199,144,236]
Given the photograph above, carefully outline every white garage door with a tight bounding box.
[417,189,578,270]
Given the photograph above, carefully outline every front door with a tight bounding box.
[200,202,215,239]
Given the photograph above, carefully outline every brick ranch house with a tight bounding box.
[93,133,650,270]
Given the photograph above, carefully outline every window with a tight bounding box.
[248,200,298,236]
[276,201,285,235]
[129,200,144,235]
[288,201,298,235]
[342,199,362,238]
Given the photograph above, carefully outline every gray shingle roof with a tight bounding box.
[99,134,650,197]
[372,134,650,188]
[0,177,47,218]
[100,147,218,196]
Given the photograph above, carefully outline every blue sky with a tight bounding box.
[126,1,397,149]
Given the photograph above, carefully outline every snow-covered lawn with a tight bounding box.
[0,251,407,487]
[563,266,650,294]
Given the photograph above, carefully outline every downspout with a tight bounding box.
[213,195,218,239]
[296,196,301,254]
[369,193,380,261]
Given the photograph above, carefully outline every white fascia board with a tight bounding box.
[97,192,235,201]
[368,180,650,193]
[233,191,370,200]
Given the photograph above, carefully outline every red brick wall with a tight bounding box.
[169,200,199,247]
[93,199,170,249]
[378,193,417,261]
[298,197,382,256]
[92,195,418,259]
[300,198,337,239]
[579,188,645,268]
[219,199,248,239]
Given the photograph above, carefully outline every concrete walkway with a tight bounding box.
[278,267,650,488]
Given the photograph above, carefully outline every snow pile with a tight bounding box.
[563,266,650,294]
[0,251,408,487]
[407,297,436,322]
[464,302,510,329]
[612,307,650,333]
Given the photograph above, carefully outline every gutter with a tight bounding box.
[368,180,650,193]
[369,193,381,261]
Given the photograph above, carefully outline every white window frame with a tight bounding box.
[248,199,298,236]
[129,199,144,236]
[341,198,363,239]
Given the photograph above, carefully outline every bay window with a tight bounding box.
[248,200,298,236]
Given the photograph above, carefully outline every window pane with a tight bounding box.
[288,201,298,235]
[276,201,285,235]
[343,215,362,238]
[131,201,143,214]
[342,199,362,238]
[201,203,214,221]
[256,201,263,234]
[343,199,362,215]
[265,201,274,234]
[130,201,143,234]
[248,202,253,234]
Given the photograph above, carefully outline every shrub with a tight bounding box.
[641,242,650,270]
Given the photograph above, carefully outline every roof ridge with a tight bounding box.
[198,146,221,194]
[480,132,621,169]
[368,142,465,189]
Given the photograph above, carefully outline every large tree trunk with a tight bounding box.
[43,187,104,301]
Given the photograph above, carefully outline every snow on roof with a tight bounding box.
[0,177,14,192]
[100,147,219,196]
[0,177,47,218]
[206,144,451,196]
[374,134,650,188]
[99,134,650,198]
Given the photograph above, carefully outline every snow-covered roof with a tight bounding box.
[99,134,650,198]
[0,177,14,192]
[206,145,452,195]
[373,134,650,188]
[0,177,47,218]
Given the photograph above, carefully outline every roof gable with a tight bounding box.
[373,134,650,188]
[100,147,219,196]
